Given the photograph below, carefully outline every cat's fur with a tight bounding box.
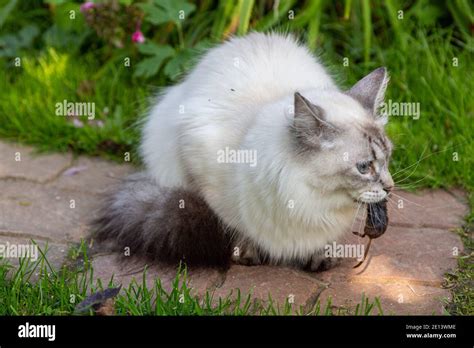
[93,33,394,271]
[93,172,232,269]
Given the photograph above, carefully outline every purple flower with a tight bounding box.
[80,2,95,13]
[132,30,145,44]
[72,119,84,128]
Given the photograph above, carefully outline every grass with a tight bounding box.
[0,49,149,162]
[0,242,383,316]
[443,217,473,315]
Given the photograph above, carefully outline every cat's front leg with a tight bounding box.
[231,239,262,266]
[304,249,341,272]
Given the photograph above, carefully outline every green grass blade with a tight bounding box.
[361,0,372,65]
[344,0,352,20]
[307,0,324,51]
[384,0,406,51]
[237,0,255,36]
[255,0,296,31]
[211,0,235,40]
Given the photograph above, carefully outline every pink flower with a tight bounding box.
[132,30,145,44]
[80,2,95,13]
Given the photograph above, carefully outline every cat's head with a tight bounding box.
[291,67,394,204]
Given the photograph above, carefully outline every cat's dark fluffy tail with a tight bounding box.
[90,172,232,269]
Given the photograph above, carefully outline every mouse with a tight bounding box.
[353,199,389,268]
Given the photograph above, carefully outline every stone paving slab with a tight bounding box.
[320,226,462,286]
[0,141,72,183]
[213,265,327,310]
[311,226,460,314]
[317,281,450,315]
[0,235,67,276]
[0,140,469,315]
[52,157,134,194]
[388,189,468,229]
[0,179,99,243]
[211,225,462,314]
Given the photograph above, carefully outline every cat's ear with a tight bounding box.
[293,92,339,148]
[347,67,389,117]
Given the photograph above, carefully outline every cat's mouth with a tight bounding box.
[357,190,387,204]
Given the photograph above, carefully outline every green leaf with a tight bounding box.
[18,25,39,46]
[0,24,39,57]
[163,49,194,80]
[42,24,88,50]
[0,35,17,57]
[138,42,165,55]
[164,40,211,80]
[138,3,168,25]
[0,0,17,29]
[140,0,196,26]
[53,3,85,32]
[135,44,175,78]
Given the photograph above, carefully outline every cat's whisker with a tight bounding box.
[387,193,410,212]
[392,140,468,179]
[394,184,426,191]
[395,171,439,189]
[389,191,425,208]
[389,193,462,213]
[395,181,428,189]
[394,171,432,186]
[394,169,432,187]
[368,201,378,228]
[386,194,402,211]
[385,196,411,224]
[392,144,429,179]
[394,184,424,191]
[386,195,427,226]
[349,202,363,233]
[393,177,433,192]
[356,204,367,239]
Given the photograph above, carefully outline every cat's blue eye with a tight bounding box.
[356,161,371,174]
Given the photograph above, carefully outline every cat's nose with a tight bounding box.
[380,171,394,193]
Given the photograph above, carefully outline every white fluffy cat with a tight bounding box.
[94,32,394,271]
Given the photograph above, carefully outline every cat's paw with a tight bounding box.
[231,241,262,266]
[305,250,341,272]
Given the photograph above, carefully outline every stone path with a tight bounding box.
[0,140,469,314]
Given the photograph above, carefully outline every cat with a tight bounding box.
[92,32,394,272]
